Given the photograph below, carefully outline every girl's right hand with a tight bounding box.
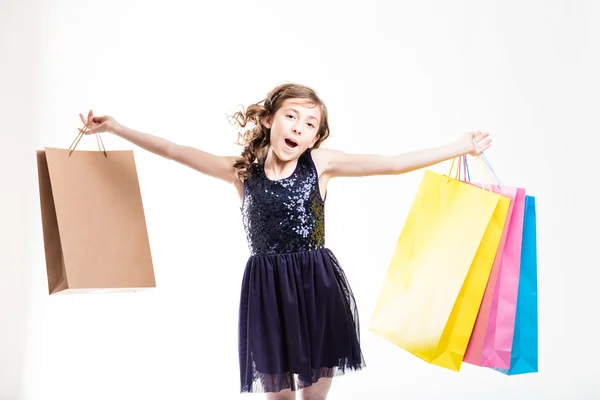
[79,110,119,135]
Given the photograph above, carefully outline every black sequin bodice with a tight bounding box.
[241,149,325,256]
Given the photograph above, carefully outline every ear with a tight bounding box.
[262,115,272,129]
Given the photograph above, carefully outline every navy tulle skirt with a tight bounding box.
[238,248,366,393]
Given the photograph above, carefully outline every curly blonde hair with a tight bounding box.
[229,83,330,181]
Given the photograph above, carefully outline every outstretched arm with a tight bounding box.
[313,131,491,179]
[79,110,242,188]
[113,124,240,184]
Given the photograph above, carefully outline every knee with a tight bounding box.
[300,377,332,400]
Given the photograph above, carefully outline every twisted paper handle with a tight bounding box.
[68,123,107,157]
[447,153,501,195]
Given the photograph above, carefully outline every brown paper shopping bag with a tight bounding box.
[36,133,156,294]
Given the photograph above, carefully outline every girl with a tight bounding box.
[79,83,491,400]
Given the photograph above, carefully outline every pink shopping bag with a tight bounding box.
[459,155,527,369]
[479,187,526,368]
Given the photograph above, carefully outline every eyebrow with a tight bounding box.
[284,108,319,122]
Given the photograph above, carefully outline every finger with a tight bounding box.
[477,139,492,152]
[479,143,491,153]
[87,110,94,125]
[473,132,490,144]
[477,138,492,147]
[79,113,87,125]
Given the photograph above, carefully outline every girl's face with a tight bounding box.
[264,98,321,162]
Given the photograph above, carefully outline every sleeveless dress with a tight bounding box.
[238,148,366,393]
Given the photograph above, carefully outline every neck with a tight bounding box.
[263,147,299,181]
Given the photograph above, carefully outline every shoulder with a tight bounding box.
[308,148,341,178]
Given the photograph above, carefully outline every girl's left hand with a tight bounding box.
[459,131,492,156]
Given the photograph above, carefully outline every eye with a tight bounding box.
[286,114,294,119]
[307,123,315,128]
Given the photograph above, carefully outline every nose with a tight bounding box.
[292,122,302,135]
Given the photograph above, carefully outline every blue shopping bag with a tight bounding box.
[496,195,538,375]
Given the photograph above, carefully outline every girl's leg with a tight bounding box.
[266,389,296,400]
[299,378,332,400]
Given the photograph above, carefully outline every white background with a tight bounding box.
[1,0,598,398]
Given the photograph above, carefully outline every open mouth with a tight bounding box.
[284,138,298,148]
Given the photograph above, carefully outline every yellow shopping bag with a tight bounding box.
[370,163,511,371]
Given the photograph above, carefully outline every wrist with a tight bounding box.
[109,121,124,136]
[447,140,468,158]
